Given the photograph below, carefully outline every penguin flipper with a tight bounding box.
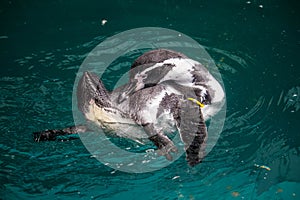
[179,99,207,167]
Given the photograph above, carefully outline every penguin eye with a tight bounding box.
[193,88,212,105]
[203,92,212,105]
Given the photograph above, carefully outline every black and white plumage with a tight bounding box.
[121,49,225,120]
[33,49,225,166]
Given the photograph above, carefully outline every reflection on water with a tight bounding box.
[1,31,299,199]
[283,86,300,112]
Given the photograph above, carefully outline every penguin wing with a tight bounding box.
[178,99,208,166]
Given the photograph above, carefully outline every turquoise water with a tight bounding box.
[1,0,299,199]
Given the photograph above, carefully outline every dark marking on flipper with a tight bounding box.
[179,100,207,166]
[185,122,207,166]
[33,125,89,142]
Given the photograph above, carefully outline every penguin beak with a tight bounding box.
[77,72,111,112]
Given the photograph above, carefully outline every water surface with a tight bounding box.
[1,0,299,199]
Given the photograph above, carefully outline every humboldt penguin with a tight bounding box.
[34,49,225,166]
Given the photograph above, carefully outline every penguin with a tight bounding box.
[34,49,225,166]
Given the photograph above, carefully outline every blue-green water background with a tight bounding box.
[1,0,299,199]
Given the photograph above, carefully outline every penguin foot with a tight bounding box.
[33,130,58,142]
[33,125,89,142]
[149,134,178,161]
[157,143,178,161]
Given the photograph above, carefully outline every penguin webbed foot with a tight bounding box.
[148,134,178,161]
[157,143,178,161]
[33,125,89,142]
[33,130,59,142]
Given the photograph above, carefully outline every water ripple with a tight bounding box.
[1,33,299,199]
